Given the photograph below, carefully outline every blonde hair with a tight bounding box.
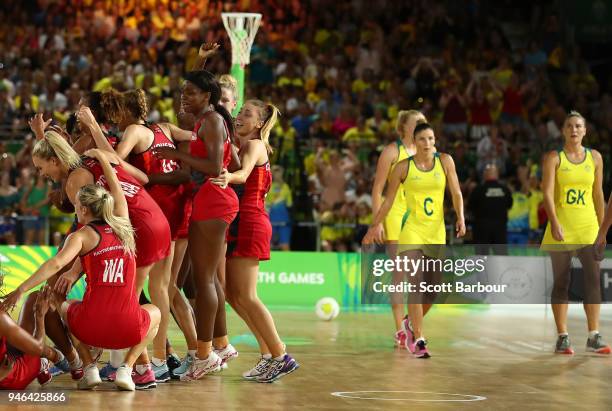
[564,110,586,126]
[33,131,82,170]
[245,99,279,154]
[77,184,136,256]
[396,110,427,134]
[100,88,124,124]
[122,89,148,121]
[218,74,238,100]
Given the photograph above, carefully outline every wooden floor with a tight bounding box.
[8,305,612,410]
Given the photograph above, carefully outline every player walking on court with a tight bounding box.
[3,149,161,391]
[541,111,610,355]
[154,70,238,380]
[371,110,427,349]
[364,123,466,358]
[211,100,299,382]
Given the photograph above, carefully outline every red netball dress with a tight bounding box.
[227,161,273,260]
[0,336,40,390]
[129,123,191,240]
[67,222,150,349]
[81,158,171,267]
[190,112,238,225]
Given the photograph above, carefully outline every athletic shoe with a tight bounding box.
[401,316,416,352]
[180,352,222,381]
[413,340,431,359]
[77,364,102,390]
[214,344,239,367]
[114,365,135,391]
[99,362,118,381]
[394,330,407,349]
[151,361,171,383]
[37,358,52,386]
[167,353,181,372]
[586,333,612,354]
[555,334,574,355]
[49,357,69,377]
[256,354,299,383]
[132,365,157,390]
[170,354,194,380]
[242,356,271,380]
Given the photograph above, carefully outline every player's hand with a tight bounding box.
[0,287,24,313]
[152,147,179,160]
[0,354,14,381]
[55,270,79,297]
[34,286,51,319]
[594,230,607,261]
[28,113,52,140]
[363,223,385,245]
[83,148,104,161]
[77,106,97,130]
[551,221,564,241]
[199,42,220,58]
[210,168,230,189]
[456,219,466,238]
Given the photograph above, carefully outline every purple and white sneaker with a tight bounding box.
[256,354,299,383]
[401,316,415,352]
[413,339,431,359]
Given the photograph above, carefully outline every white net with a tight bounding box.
[221,12,262,66]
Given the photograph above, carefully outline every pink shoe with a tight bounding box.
[394,330,407,349]
[131,365,157,390]
[413,339,431,359]
[401,316,415,352]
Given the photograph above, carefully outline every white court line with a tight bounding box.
[331,391,487,402]
[515,341,546,351]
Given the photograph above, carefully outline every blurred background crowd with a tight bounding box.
[0,0,611,250]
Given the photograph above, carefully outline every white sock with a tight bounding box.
[53,348,65,364]
[69,356,83,370]
[589,330,599,339]
[151,357,166,367]
[416,337,425,343]
[273,354,286,361]
[109,350,126,368]
[188,350,196,358]
[558,332,569,337]
[262,353,272,360]
[135,364,149,375]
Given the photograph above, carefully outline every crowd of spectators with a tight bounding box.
[0,0,610,249]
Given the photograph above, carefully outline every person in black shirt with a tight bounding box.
[468,164,513,254]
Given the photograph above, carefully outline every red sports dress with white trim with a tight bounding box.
[81,158,171,267]
[129,123,191,240]
[189,113,238,225]
[67,222,150,349]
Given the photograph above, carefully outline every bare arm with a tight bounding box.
[371,144,397,217]
[371,160,407,227]
[542,151,560,228]
[441,153,466,237]
[78,106,115,154]
[165,122,193,142]
[592,149,605,225]
[85,149,129,218]
[0,313,45,357]
[210,140,266,186]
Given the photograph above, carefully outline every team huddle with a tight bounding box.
[0,44,298,391]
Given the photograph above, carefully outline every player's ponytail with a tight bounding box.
[122,89,148,122]
[246,99,278,154]
[77,184,136,256]
[184,70,235,141]
[33,130,82,170]
[100,88,125,125]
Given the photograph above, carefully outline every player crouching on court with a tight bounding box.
[2,149,160,391]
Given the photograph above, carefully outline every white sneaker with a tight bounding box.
[77,364,102,390]
[180,352,222,381]
[114,365,135,391]
[242,356,271,380]
[214,344,238,369]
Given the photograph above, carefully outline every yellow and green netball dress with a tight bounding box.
[398,153,447,253]
[383,139,411,241]
[542,148,599,250]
